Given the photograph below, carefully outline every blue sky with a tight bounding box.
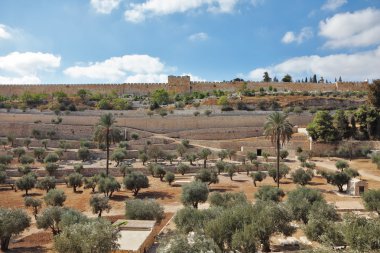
[0,0,379,84]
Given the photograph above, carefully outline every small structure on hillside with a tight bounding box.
[347,178,368,196]
[113,219,156,253]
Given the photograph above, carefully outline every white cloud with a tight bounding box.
[124,0,239,23]
[0,75,41,84]
[321,0,347,11]
[0,52,60,75]
[188,32,208,41]
[319,8,380,49]
[91,0,121,14]
[282,27,313,44]
[0,24,12,40]
[0,52,61,84]
[181,73,205,81]
[248,46,380,81]
[64,54,170,83]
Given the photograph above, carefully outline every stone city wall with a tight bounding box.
[0,75,368,96]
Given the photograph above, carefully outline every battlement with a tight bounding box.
[0,76,369,97]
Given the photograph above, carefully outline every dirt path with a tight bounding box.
[314,158,380,182]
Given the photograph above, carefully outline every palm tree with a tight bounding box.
[263,112,293,188]
[94,113,122,176]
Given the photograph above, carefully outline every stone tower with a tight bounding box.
[167,75,191,94]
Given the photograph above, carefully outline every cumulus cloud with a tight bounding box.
[188,32,208,42]
[248,46,380,81]
[0,52,61,84]
[321,0,347,11]
[64,54,172,83]
[319,8,380,49]
[0,52,60,75]
[124,0,239,23]
[0,24,12,40]
[282,27,313,44]
[91,0,121,14]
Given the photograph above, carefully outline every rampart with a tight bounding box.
[0,76,368,96]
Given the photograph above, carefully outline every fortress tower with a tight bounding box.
[167,75,191,94]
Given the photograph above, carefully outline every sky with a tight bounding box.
[0,0,379,84]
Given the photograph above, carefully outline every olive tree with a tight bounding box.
[36,176,57,192]
[251,171,266,187]
[37,206,87,235]
[67,172,83,192]
[177,163,189,175]
[98,176,121,197]
[123,171,149,196]
[44,189,66,206]
[362,189,380,214]
[16,173,37,195]
[181,180,209,208]
[198,148,212,168]
[54,218,120,253]
[286,187,324,224]
[165,171,175,185]
[24,197,42,219]
[195,169,219,185]
[90,194,111,217]
[291,168,313,186]
[0,208,31,251]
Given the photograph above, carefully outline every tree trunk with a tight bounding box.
[193,202,198,209]
[203,159,206,168]
[73,186,76,192]
[25,189,28,195]
[98,210,102,217]
[254,180,257,187]
[262,239,271,252]
[1,236,10,251]
[276,133,280,188]
[106,128,110,176]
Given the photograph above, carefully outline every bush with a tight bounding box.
[45,163,59,176]
[0,155,12,165]
[362,189,380,214]
[254,185,284,202]
[44,189,66,206]
[20,155,34,164]
[77,147,90,162]
[125,199,164,222]
[208,192,247,208]
[44,153,59,163]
